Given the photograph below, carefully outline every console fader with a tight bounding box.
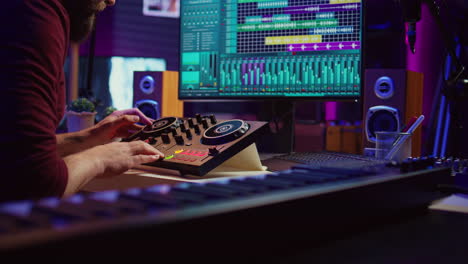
[123,114,268,176]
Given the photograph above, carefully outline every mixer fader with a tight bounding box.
[123,114,268,176]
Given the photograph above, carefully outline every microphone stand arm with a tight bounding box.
[421,0,467,157]
[422,0,466,91]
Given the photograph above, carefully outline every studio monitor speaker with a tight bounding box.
[363,69,423,157]
[133,71,184,119]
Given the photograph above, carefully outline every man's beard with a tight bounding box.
[62,0,101,43]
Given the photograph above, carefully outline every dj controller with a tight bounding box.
[123,114,268,176]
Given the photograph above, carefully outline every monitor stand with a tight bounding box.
[256,100,296,154]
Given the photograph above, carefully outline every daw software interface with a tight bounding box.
[179,0,363,99]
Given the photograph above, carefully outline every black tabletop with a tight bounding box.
[277,210,468,264]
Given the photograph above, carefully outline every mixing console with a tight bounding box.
[123,115,268,176]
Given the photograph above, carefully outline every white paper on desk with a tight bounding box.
[214,143,266,172]
[429,194,468,214]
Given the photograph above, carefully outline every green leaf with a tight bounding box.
[67,97,96,113]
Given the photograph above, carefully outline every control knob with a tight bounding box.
[180,123,187,132]
[201,119,209,129]
[208,147,219,156]
[148,137,157,145]
[193,124,201,134]
[209,114,217,125]
[161,133,171,144]
[195,113,203,123]
[187,118,195,128]
[185,129,193,139]
[174,135,184,145]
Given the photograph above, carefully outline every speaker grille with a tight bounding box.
[374,76,394,99]
[366,106,400,143]
[135,100,160,120]
[139,75,155,95]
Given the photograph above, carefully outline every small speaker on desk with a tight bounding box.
[134,99,160,120]
[365,105,400,143]
[133,71,184,118]
[363,69,423,156]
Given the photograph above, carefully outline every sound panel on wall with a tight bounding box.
[363,69,423,157]
[133,71,184,119]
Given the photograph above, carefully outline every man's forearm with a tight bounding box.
[56,128,97,157]
[62,150,104,197]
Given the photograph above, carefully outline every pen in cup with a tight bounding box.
[402,116,418,133]
[386,115,425,160]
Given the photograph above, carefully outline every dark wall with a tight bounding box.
[333,0,406,123]
[364,0,406,69]
[80,0,180,71]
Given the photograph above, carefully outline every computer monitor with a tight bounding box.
[178,0,364,100]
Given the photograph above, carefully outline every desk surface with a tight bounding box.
[280,210,468,264]
[8,207,466,262]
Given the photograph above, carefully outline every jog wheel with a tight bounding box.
[122,130,144,142]
[201,119,249,145]
[142,117,180,137]
[122,117,179,142]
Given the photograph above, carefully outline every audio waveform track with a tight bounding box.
[218,54,360,96]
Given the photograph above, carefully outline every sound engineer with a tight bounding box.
[0,0,164,202]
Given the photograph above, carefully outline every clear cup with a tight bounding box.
[375,131,412,162]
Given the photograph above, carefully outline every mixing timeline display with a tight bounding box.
[179,0,362,98]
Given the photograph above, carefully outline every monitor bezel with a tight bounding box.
[178,0,367,103]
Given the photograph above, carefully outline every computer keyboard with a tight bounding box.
[274,151,387,168]
[0,158,450,256]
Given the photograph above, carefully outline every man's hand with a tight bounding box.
[90,140,163,178]
[57,108,155,157]
[62,140,164,196]
[90,108,153,144]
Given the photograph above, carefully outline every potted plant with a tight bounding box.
[66,97,97,132]
[102,106,117,120]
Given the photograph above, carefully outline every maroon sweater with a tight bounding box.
[0,0,70,201]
